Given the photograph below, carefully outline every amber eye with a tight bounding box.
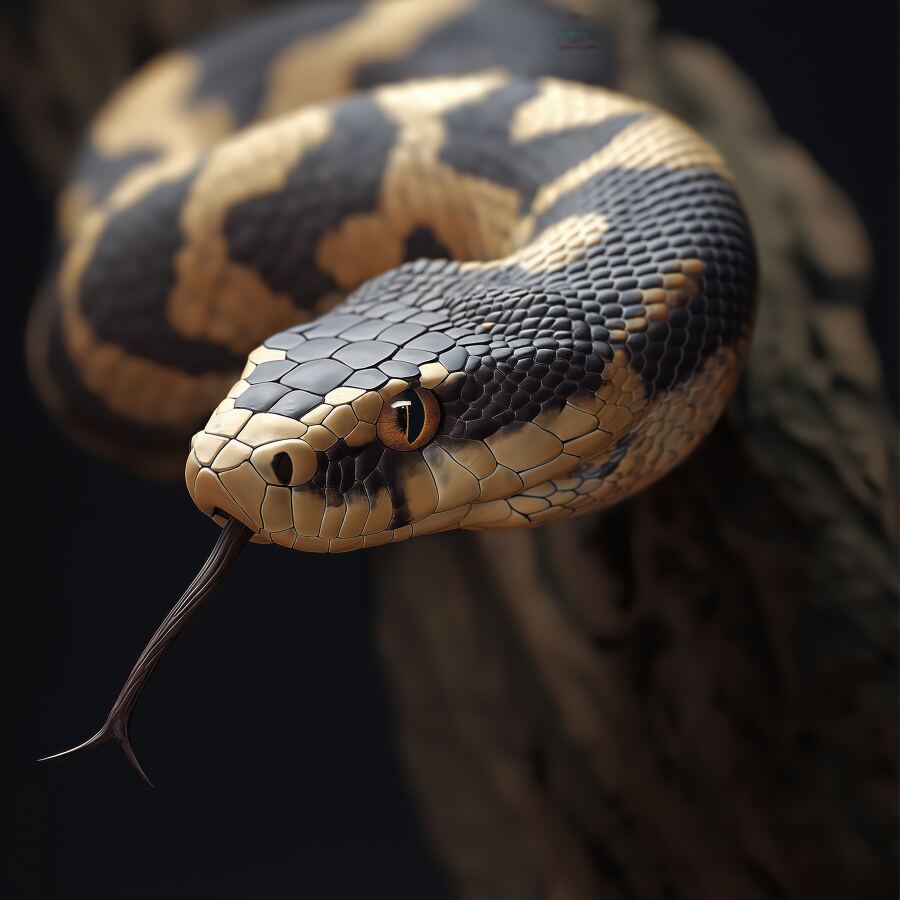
[376,387,440,451]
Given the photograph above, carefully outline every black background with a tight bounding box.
[4,3,897,898]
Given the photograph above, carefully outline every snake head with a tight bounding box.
[184,306,625,550]
[187,354,484,551]
[186,315,742,552]
[186,237,750,553]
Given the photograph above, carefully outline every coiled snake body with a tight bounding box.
[33,0,756,776]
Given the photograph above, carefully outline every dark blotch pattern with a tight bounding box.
[188,1,365,125]
[355,0,617,89]
[441,82,643,212]
[78,166,242,374]
[71,146,160,207]
[42,301,193,455]
[239,153,754,460]
[57,1,757,494]
[223,95,398,308]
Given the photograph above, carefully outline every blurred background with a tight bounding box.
[2,2,896,898]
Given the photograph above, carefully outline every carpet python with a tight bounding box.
[33,0,756,778]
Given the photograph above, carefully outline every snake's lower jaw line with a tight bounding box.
[188,462,260,535]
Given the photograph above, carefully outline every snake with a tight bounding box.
[32,0,756,781]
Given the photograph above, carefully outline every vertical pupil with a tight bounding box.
[399,404,410,439]
[408,394,425,442]
[395,392,425,444]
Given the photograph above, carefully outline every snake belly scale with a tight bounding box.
[29,0,757,553]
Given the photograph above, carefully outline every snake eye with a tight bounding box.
[376,387,440,451]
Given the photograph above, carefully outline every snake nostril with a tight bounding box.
[272,451,293,486]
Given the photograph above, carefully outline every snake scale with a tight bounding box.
[33,0,756,777]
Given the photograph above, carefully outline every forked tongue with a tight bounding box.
[39,517,252,786]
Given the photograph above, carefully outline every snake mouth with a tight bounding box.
[211,505,257,533]
[38,516,252,785]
